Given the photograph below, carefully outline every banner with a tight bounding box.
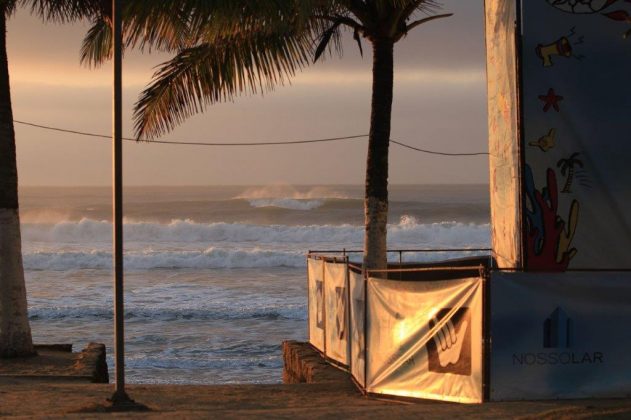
[520,1,631,269]
[485,0,522,270]
[490,271,631,400]
[324,260,349,365]
[307,257,324,352]
[349,268,365,387]
[366,276,483,403]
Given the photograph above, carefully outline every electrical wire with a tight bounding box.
[389,139,489,156]
[14,119,489,156]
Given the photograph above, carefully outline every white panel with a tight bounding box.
[485,0,521,269]
[307,257,325,352]
[349,268,365,387]
[490,271,631,400]
[366,277,483,403]
[324,261,349,365]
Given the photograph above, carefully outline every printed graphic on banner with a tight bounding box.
[366,277,483,403]
[316,280,324,329]
[335,287,346,340]
[519,0,631,269]
[490,272,631,400]
[427,308,472,376]
[349,268,365,387]
[354,298,364,361]
[324,261,349,365]
[511,306,603,367]
[545,0,631,39]
[543,307,573,348]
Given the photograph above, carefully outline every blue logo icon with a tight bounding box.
[543,307,573,348]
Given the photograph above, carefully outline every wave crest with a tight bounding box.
[24,248,305,271]
[23,218,489,245]
[247,199,324,210]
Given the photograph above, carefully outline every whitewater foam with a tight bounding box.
[235,185,350,200]
[21,217,490,270]
[23,218,489,245]
[23,248,306,270]
[247,198,324,210]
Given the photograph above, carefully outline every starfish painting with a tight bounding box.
[539,88,564,112]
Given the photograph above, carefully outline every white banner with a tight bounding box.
[490,271,631,400]
[307,257,324,352]
[366,276,483,403]
[485,0,521,270]
[324,260,349,365]
[349,268,365,387]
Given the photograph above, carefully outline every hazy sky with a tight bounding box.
[9,1,488,186]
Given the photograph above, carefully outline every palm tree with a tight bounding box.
[83,1,451,270]
[0,0,99,358]
[557,152,583,193]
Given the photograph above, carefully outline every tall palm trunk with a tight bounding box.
[363,39,394,271]
[0,8,35,358]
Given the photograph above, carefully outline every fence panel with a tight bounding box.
[349,267,365,387]
[366,276,484,403]
[490,271,631,400]
[307,257,325,352]
[324,260,350,365]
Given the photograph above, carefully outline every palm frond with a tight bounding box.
[18,0,99,22]
[80,17,111,67]
[314,19,343,63]
[133,29,314,139]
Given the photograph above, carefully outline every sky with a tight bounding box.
[9,1,488,186]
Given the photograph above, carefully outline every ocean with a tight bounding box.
[19,184,490,384]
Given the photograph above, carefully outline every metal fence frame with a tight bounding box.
[306,249,492,401]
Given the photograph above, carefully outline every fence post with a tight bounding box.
[363,269,368,394]
[306,254,310,344]
[345,256,351,368]
[322,257,327,356]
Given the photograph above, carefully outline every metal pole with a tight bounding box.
[111,0,129,404]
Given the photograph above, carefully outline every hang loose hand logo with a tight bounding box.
[426,308,472,376]
[432,317,469,367]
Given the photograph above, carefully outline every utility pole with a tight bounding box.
[110,0,130,405]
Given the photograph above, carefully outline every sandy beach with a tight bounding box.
[1,379,631,418]
[1,343,630,419]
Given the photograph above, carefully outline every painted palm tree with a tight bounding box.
[557,152,583,193]
[0,0,100,358]
[83,1,451,270]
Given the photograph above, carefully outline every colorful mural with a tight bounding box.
[520,0,631,270]
[546,0,631,38]
[524,166,579,271]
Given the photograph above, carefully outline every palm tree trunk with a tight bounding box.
[0,8,35,358]
[363,39,394,271]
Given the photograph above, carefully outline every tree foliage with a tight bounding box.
[80,0,450,140]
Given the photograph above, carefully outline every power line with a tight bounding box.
[14,119,489,156]
[13,120,368,146]
[390,139,489,156]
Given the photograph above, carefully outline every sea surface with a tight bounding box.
[19,184,490,384]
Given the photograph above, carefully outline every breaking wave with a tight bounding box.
[23,248,306,270]
[22,217,489,246]
[247,198,324,210]
[21,217,490,270]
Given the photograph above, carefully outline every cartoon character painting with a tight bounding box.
[545,0,631,38]
[546,0,620,14]
[524,165,580,271]
[536,28,584,67]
